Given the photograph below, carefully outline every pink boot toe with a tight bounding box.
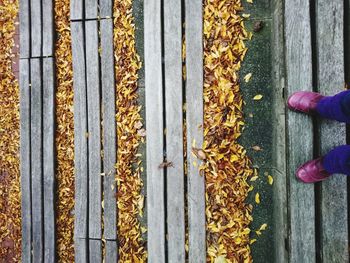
[287,91,324,114]
[296,158,331,183]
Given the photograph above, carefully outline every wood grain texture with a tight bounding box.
[89,239,102,263]
[30,58,43,262]
[19,59,32,263]
[105,241,118,263]
[185,0,206,261]
[71,22,88,239]
[42,57,56,263]
[75,239,88,263]
[19,0,30,58]
[100,0,112,18]
[85,20,102,240]
[30,0,42,57]
[316,1,348,262]
[70,0,83,20]
[42,0,53,56]
[284,0,316,262]
[271,0,288,261]
[101,18,117,240]
[144,0,165,261]
[85,0,98,19]
[164,0,185,262]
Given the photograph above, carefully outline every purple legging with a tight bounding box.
[316,90,350,175]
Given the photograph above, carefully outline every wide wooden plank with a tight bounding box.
[30,0,42,57]
[70,0,83,20]
[30,58,43,262]
[71,21,88,239]
[19,59,32,263]
[42,57,55,262]
[284,0,315,262]
[164,0,185,262]
[42,0,54,56]
[85,20,102,239]
[105,241,118,263]
[185,0,206,262]
[100,0,112,18]
[316,1,348,261]
[101,18,117,240]
[89,240,102,263]
[144,0,165,261]
[85,0,98,19]
[19,0,30,58]
[75,238,88,263]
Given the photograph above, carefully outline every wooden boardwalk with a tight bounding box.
[17,0,349,262]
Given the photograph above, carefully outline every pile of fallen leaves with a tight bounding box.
[54,0,75,261]
[0,0,21,261]
[113,1,147,261]
[203,0,254,262]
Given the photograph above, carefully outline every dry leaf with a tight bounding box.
[253,94,263,100]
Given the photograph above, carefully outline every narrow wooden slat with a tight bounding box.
[75,239,88,263]
[85,0,98,19]
[89,240,102,263]
[185,0,206,261]
[100,0,112,18]
[42,57,55,262]
[30,58,43,262]
[19,0,30,58]
[101,18,117,240]
[70,0,83,20]
[316,1,348,261]
[85,20,102,239]
[144,0,165,261]
[30,0,42,57]
[71,21,88,239]
[42,0,54,56]
[271,0,288,261]
[284,0,315,262]
[105,241,118,263]
[164,0,185,262]
[20,59,32,263]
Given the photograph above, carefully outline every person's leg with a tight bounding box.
[296,145,350,183]
[323,145,350,176]
[340,91,350,117]
[316,90,350,123]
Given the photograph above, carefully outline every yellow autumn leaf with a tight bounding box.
[244,73,252,82]
[255,193,260,204]
[268,175,274,185]
[250,176,258,182]
[215,255,227,263]
[247,0,253,3]
[259,223,268,231]
[242,13,251,18]
[253,94,263,100]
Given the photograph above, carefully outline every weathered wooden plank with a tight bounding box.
[284,0,315,262]
[30,0,42,57]
[316,1,348,262]
[89,240,102,263]
[30,58,43,262]
[19,59,32,263]
[70,0,83,20]
[42,57,55,262]
[164,0,185,262]
[71,21,88,239]
[75,238,88,263]
[185,0,206,262]
[19,0,30,58]
[42,0,54,56]
[85,20,102,239]
[101,18,117,240]
[105,241,118,263]
[144,0,165,261]
[271,0,288,261]
[85,0,98,19]
[100,0,112,18]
